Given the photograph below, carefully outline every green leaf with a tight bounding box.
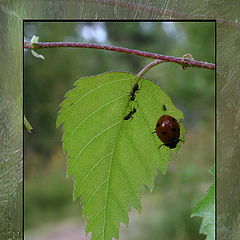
[57,71,185,240]
[24,115,33,133]
[208,165,215,176]
[191,168,215,240]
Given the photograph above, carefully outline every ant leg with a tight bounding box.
[158,144,164,149]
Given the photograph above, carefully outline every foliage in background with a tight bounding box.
[192,166,215,240]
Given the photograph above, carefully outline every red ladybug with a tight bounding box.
[154,115,183,149]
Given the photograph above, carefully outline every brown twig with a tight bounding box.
[24,41,215,70]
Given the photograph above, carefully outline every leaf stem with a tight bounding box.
[136,60,164,79]
[24,41,215,70]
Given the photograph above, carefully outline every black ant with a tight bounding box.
[124,108,137,120]
[130,83,139,101]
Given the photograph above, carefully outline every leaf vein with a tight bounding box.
[61,76,135,117]
[84,179,108,211]
[71,121,121,169]
[102,133,119,239]
[127,135,152,181]
[65,93,128,144]
[78,152,112,189]
[115,159,139,203]
[109,186,126,219]
[94,230,104,240]
[87,207,105,232]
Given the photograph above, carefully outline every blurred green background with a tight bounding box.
[24,22,215,240]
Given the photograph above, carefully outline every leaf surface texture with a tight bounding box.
[57,71,185,240]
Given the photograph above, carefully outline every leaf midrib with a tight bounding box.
[101,98,133,240]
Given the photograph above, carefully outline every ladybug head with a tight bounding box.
[158,139,184,149]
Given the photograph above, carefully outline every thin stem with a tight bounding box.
[136,60,164,79]
[24,41,215,70]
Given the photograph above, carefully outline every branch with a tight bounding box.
[24,41,215,70]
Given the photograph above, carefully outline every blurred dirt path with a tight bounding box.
[25,219,91,240]
[25,195,156,240]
